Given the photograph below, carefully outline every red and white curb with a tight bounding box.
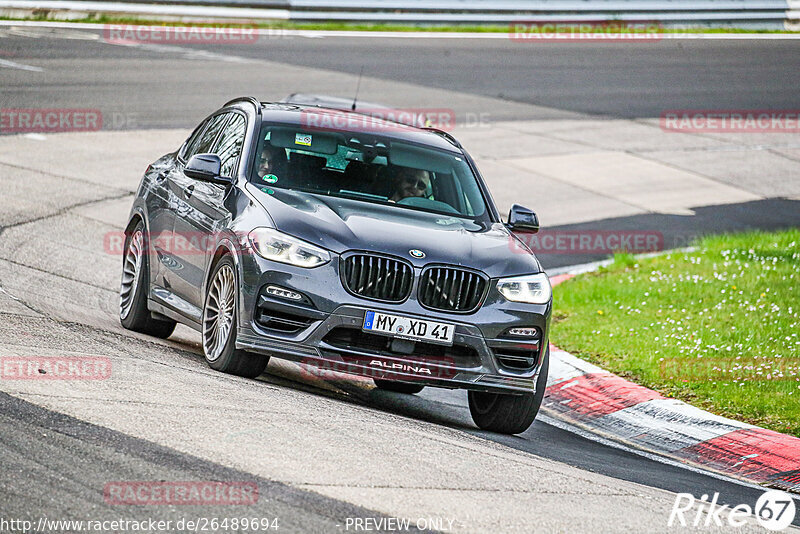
[545,273,800,492]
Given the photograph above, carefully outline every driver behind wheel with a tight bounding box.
[389,165,431,202]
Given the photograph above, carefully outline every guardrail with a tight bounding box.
[2,0,796,27]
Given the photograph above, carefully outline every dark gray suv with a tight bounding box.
[120,97,552,434]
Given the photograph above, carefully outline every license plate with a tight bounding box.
[362,311,455,346]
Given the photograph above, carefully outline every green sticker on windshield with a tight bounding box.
[295,133,312,146]
[262,174,278,183]
[260,187,274,195]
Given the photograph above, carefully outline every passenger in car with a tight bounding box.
[257,145,287,180]
[389,165,431,202]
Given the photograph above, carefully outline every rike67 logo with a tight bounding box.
[669,490,796,530]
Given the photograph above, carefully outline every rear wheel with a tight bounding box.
[119,221,176,339]
[373,379,425,394]
[202,256,269,378]
[468,347,549,434]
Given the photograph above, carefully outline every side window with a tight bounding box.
[215,114,246,178]
[180,120,207,161]
[187,113,229,159]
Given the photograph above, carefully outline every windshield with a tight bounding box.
[250,123,489,221]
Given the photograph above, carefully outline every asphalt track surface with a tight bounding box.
[1,26,799,532]
[1,27,799,125]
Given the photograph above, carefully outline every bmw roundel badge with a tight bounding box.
[409,249,425,259]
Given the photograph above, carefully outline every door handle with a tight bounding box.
[184,184,195,199]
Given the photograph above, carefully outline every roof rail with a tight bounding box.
[279,94,436,130]
[223,96,261,109]
[422,127,461,148]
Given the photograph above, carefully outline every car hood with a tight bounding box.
[246,183,541,278]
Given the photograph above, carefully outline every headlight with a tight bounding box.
[248,228,330,268]
[496,273,552,304]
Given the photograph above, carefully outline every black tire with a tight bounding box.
[373,379,425,394]
[468,347,549,434]
[202,256,269,379]
[119,221,176,339]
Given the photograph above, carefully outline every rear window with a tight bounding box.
[250,124,488,220]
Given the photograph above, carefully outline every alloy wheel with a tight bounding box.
[119,229,144,320]
[203,264,236,362]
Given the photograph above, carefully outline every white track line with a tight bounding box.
[546,247,698,277]
[0,58,43,72]
[0,25,250,64]
[0,20,799,39]
[106,39,254,63]
[0,1,290,20]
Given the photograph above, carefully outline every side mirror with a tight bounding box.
[184,153,230,185]
[507,204,539,233]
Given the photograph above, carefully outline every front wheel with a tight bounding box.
[468,347,549,434]
[202,256,269,378]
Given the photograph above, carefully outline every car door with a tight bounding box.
[170,111,247,314]
[159,112,231,320]
[146,120,208,294]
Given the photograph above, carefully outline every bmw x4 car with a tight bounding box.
[120,97,552,434]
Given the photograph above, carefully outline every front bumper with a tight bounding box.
[235,253,551,394]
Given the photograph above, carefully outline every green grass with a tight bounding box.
[551,229,800,436]
[1,15,798,34]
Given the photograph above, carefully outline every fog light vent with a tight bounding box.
[266,285,303,301]
[506,327,541,339]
